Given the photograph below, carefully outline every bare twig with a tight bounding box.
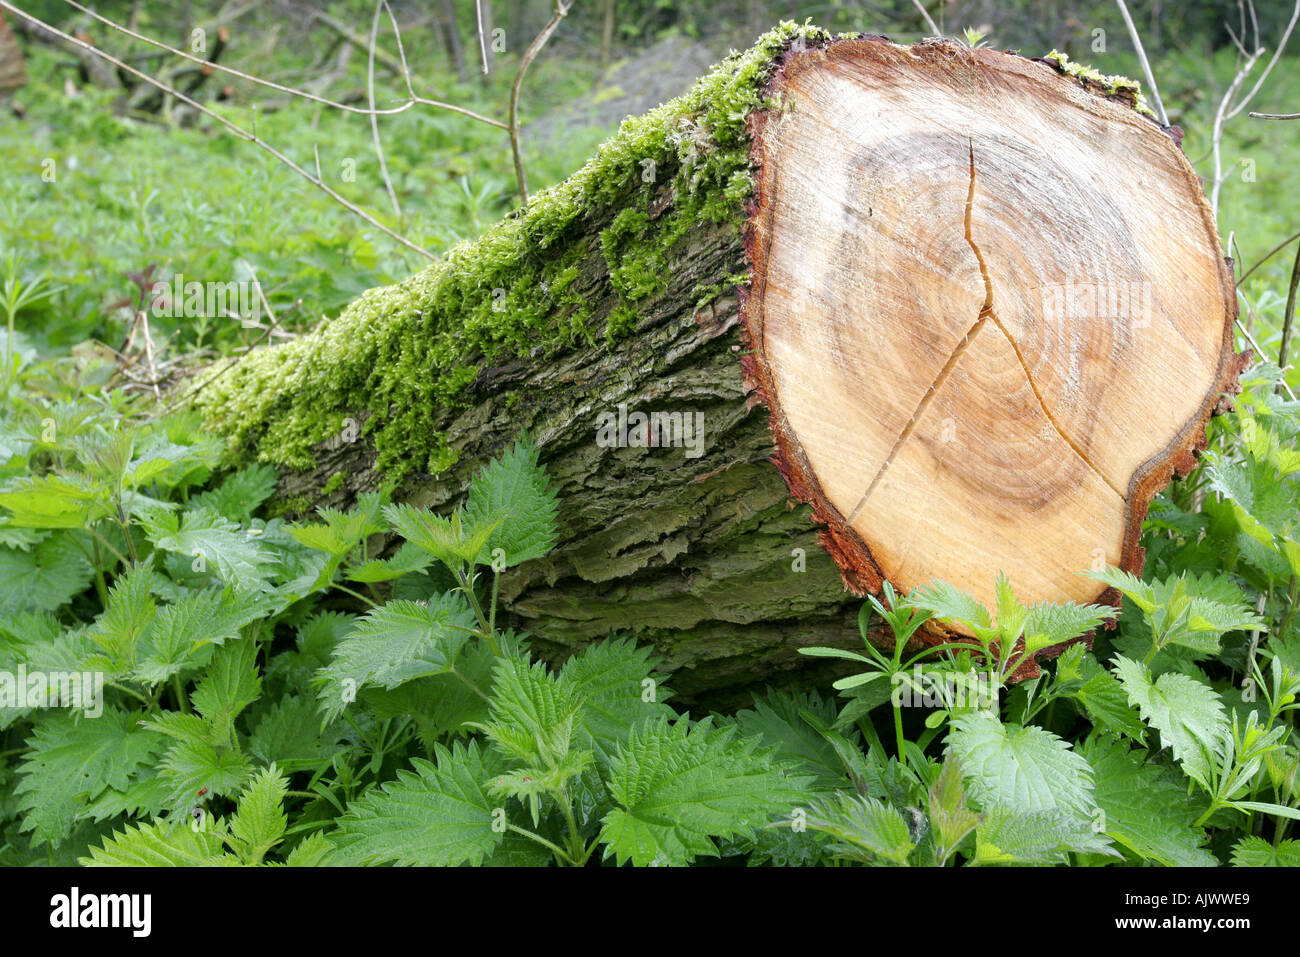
[1280,241,1299,384]
[1237,318,1298,401]
[1250,111,1300,120]
[509,0,573,204]
[1240,228,1300,284]
[475,0,490,75]
[369,0,401,217]
[909,0,940,37]
[0,2,435,259]
[1114,0,1169,127]
[57,0,508,128]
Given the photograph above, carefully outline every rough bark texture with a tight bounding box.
[193,26,1244,706]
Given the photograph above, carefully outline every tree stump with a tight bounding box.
[194,28,1244,704]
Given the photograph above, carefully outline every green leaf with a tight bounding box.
[0,534,95,615]
[1231,835,1300,866]
[133,588,253,684]
[16,709,167,847]
[599,716,813,866]
[1112,656,1230,788]
[802,792,914,865]
[159,740,252,810]
[973,807,1114,864]
[928,755,979,860]
[946,711,1095,815]
[315,594,475,720]
[560,637,674,766]
[191,639,262,744]
[1080,736,1216,867]
[142,506,271,590]
[735,688,851,788]
[81,819,230,867]
[228,765,288,865]
[330,740,505,866]
[86,562,158,673]
[1021,600,1110,653]
[0,474,111,528]
[187,465,278,522]
[247,696,346,773]
[1069,654,1146,743]
[462,436,559,567]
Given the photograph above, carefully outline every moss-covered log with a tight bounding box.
[191,25,1243,705]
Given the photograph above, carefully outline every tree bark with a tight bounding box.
[192,29,1245,706]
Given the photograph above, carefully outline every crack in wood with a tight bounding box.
[847,143,1120,526]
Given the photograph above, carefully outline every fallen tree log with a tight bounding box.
[191,25,1245,705]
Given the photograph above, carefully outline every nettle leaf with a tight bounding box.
[248,695,347,773]
[288,493,386,568]
[1021,600,1110,654]
[315,594,475,721]
[0,534,95,616]
[383,503,493,568]
[1231,835,1300,867]
[1080,736,1216,867]
[945,711,1099,830]
[481,655,583,769]
[0,474,111,528]
[345,541,433,582]
[1069,653,1146,743]
[330,740,505,866]
[928,756,980,858]
[143,506,272,590]
[802,792,914,865]
[81,819,231,867]
[228,765,288,865]
[1112,656,1230,788]
[16,709,167,847]
[462,436,559,568]
[187,465,278,522]
[560,637,675,766]
[907,580,995,639]
[133,588,255,684]
[191,639,262,744]
[599,716,813,867]
[973,807,1113,865]
[735,687,849,788]
[86,562,158,673]
[159,740,252,811]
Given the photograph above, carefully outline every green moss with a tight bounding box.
[1042,50,1157,118]
[321,472,345,495]
[191,20,831,481]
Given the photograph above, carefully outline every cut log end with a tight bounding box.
[740,38,1244,634]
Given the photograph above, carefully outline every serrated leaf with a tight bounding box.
[802,792,914,865]
[462,436,559,567]
[80,818,230,866]
[1230,835,1300,866]
[330,740,505,866]
[1080,736,1216,866]
[16,709,167,847]
[191,640,261,744]
[945,711,1098,827]
[735,688,850,788]
[599,716,813,866]
[188,465,278,522]
[1112,656,1230,788]
[315,594,474,721]
[142,506,271,590]
[560,637,674,766]
[0,534,95,615]
[228,765,288,864]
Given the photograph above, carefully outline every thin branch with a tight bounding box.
[369,0,401,217]
[509,0,573,204]
[1239,228,1300,284]
[56,0,508,128]
[475,0,490,75]
[1114,0,1169,126]
[909,0,940,36]
[1225,0,1300,121]
[0,2,435,259]
[1250,111,1300,120]
[1279,240,1299,382]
